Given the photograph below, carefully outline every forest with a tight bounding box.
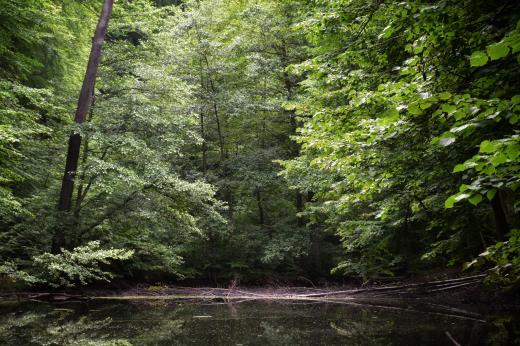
[0,0,519,291]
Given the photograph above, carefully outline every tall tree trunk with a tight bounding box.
[310,231,322,277]
[71,91,97,247]
[200,112,207,174]
[199,60,207,175]
[53,0,114,253]
[491,191,509,241]
[202,55,225,163]
[296,192,304,227]
[280,43,305,227]
[255,188,265,226]
[212,101,225,163]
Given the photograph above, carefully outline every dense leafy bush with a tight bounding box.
[466,229,520,287]
[32,241,134,288]
[1,242,133,288]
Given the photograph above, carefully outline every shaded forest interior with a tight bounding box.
[0,0,519,289]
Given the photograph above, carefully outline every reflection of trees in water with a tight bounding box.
[328,309,394,346]
[0,310,131,345]
[329,320,394,346]
[485,315,520,346]
[33,317,130,346]
[257,321,307,345]
[0,303,188,346]
[113,301,187,344]
[0,302,518,345]
[250,306,394,345]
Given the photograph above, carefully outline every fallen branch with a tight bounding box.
[428,281,480,293]
[445,331,462,346]
[303,274,485,297]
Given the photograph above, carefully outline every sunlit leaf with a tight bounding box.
[487,42,509,60]
[469,51,488,67]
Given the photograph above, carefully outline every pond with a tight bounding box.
[0,299,517,345]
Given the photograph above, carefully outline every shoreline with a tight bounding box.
[0,273,511,308]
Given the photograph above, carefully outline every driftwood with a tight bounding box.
[0,276,489,324]
[445,331,462,346]
[0,274,485,305]
[0,292,87,302]
[302,274,485,297]
[83,274,485,307]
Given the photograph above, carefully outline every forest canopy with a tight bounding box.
[0,0,519,288]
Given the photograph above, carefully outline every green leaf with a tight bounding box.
[453,164,466,173]
[455,193,471,202]
[439,92,452,100]
[439,133,456,146]
[442,104,456,114]
[445,195,457,209]
[480,140,497,153]
[451,123,476,133]
[490,153,507,166]
[453,160,477,172]
[487,42,510,60]
[483,164,496,175]
[469,51,489,67]
[506,144,519,160]
[378,25,395,39]
[486,189,497,201]
[468,193,483,206]
[510,35,520,54]
[408,104,422,115]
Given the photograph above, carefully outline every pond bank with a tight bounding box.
[1,273,514,309]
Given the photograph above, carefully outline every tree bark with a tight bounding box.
[280,43,305,228]
[212,101,225,162]
[71,91,97,247]
[202,55,225,163]
[255,188,265,226]
[53,0,114,253]
[200,112,207,174]
[296,192,304,227]
[491,191,509,241]
[198,59,207,175]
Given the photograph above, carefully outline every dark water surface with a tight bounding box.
[0,299,518,345]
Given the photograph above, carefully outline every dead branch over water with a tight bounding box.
[122,273,486,300]
[0,275,492,323]
[0,274,486,303]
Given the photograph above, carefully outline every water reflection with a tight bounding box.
[0,300,517,345]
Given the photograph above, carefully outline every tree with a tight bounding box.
[280,0,520,280]
[53,0,115,253]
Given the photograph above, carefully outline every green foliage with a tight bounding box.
[1,241,134,289]
[0,0,227,284]
[0,81,62,219]
[0,261,41,287]
[0,0,93,222]
[446,135,519,208]
[465,229,520,287]
[280,0,520,279]
[470,22,520,66]
[1,0,519,285]
[156,0,323,280]
[33,241,134,288]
